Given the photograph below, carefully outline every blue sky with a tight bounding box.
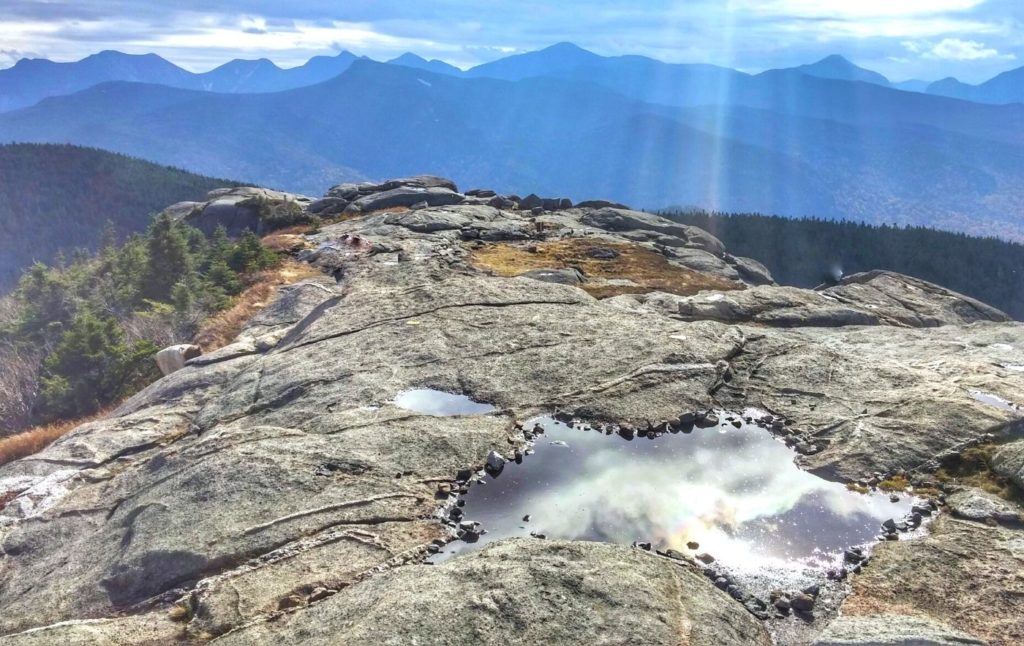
[1,0,1021,83]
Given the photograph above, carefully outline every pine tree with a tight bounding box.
[142,213,194,302]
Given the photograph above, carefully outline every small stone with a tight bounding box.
[437,483,453,494]
[889,494,900,503]
[881,518,896,531]
[485,450,506,473]
[802,584,820,598]
[633,541,652,551]
[790,592,815,612]
[530,531,546,539]
[308,587,332,602]
[773,597,792,612]
[278,594,306,610]
[696,553,716,564]
[714,577,730,591]
[686,541,700,550]
[911,504,933,516]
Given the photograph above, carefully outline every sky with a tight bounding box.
[1,0,1021,83]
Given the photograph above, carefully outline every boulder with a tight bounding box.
[520,193,543,210]
[821,270,1010,326]
[991,440,1024,489]
[154,344,202,376]
[344,187,464,214]
[946,487,1023,525]
[577,199,630,209]
[727,255,775,285]
[580,208,726,254]
[308,197,349,216]
[327,175,457,200]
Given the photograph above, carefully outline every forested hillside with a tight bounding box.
[663,208,1024,319]
[0,143,238,291]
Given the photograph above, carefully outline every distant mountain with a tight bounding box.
[1,57,1022,240]
[927,66,1024,105]
[892,79,930,92]
[0,51,194,112]
[388,53,462,76]
[0,49,362,112]
[790,55,890,86]
[0,143,238,291]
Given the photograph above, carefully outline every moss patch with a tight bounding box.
[470,239,742,299]
[936,443,1023,503]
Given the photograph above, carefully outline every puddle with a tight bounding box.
[970,390,1022,414]
[434,415,922,595]
[394,389,496,416]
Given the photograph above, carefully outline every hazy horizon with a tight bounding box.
[2,0,1021,83]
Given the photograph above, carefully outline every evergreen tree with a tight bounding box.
[142,213,193,301]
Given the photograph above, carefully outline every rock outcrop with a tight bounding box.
[165,187,311,237]
[1,176,1021,644]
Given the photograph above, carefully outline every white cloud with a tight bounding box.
[924,37,1015,59]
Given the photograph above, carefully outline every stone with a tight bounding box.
[576,199,630,209]
[519,268,584,285]
[991,440,1024,489]
[308,197,349,215]
[812,614,987,645]
[840,515,1024,645]
[215,541,769,645]
[345,186,464,213]
[946,487,1023,525]
[790,592,815,612]
[485,450,506,473]
[154,344,202,376]
[696,553,716,564]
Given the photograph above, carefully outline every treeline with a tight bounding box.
[0,213,278,434]
[0,143,239,291]
[661,208,1024,320]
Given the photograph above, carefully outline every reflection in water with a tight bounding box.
[394,389,496,416]
[970,390,1022,414]
[437,416,915,576]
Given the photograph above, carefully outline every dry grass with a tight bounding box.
[0,409,108,467]
[262,232,313,254]
[193,258,321,352]
[846,482,871,494]
[935,443,1023,502]
[877,474,911,492]
[470,239,742,299]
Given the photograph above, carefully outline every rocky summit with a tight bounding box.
[1,176,1022,645]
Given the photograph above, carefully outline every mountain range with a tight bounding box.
[0,43,1022,239]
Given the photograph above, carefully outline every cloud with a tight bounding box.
[923,37,1016,59]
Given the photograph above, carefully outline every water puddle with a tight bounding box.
[394,389,496,416]
[970,390,1022,414]
[433,414,923,596]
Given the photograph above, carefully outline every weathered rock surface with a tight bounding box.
[613,271,1010,328]
[1,176,1023,644]
[839,514,1023,645]
[217,540,770,645]
[165,186,311,237]
[946,487,1023,525]
[812,614,987,645]
[343,186,464,213]
[992,440,1024,489]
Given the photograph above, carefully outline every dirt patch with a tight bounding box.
[470,239,742,299]
[193,258,321,352]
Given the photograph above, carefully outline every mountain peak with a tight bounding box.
[794,54,889,86]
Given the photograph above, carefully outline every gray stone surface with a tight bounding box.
[2,177,1023,643]
[946,487,1023,525]
[216,540,770,646]
[813,614,987,645]
[344,186,465,213]
[992,440,1024,489]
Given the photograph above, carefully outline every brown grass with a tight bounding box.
[262,232,312,254]
[470,239,742,299]
[0,409,108,467]
[877,474,911,492]
[935,443,1023,502]
[193,258,321,352]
